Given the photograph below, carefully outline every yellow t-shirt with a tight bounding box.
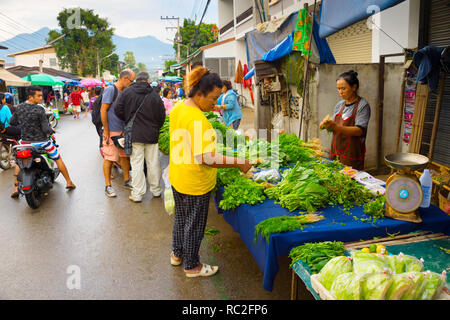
[169,101,217,195]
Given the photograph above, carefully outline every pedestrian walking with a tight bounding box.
[89,87,101,112]
[169,66,252,277]
[114,71,166,202]
[162,88,174,115]
[81,89,90,117]
[217,80,243,130]
[70,87,84,120]
[100,69,135,197]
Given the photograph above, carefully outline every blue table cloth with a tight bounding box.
[213,188,450,292]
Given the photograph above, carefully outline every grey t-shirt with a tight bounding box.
[332,98,371,137]
[103,85,125,132]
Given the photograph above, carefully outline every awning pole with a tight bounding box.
[298,0,316,140]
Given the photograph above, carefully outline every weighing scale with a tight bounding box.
[384,153,429,223]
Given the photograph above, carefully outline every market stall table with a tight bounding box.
[290,231,450,300]
[213,189,450,292]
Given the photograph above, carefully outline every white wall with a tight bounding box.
[14,52,60,69]
[372,0,420,63]
[218,0,234,30]
[203,41,237,59]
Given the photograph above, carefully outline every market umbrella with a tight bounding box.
[80,78,102,87]
[22,73,64,86]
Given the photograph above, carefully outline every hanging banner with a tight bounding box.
[403,66,418,144]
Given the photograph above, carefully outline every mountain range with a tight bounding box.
[0,27,175,72]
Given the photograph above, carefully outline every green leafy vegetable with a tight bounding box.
[319,256,353,290]
[289,241,346,273]
[254,214,324,243]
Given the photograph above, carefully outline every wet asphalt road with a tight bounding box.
[0,114,292,300]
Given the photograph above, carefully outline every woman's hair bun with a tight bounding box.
[348,70,358,77]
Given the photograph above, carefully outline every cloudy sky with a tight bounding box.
[0,0,218,43]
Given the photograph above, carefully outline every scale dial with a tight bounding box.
[385,175,423,214]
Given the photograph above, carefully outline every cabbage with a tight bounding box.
[385,255,405,274]
[361,272,393,300]
[385,273,414,300]
[400,272,426,300]
[401,254,424,272]
[330,272,363,300]
[351,251,388,274]
[419,271,447,300]
[319,256,353,290]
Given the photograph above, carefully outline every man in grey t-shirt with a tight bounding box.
[100,69,135,197]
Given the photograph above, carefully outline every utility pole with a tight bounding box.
[161,16,181,76]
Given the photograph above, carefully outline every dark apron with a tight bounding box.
[330,99,366,170]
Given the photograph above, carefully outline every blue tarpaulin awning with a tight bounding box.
[319,0,406,38]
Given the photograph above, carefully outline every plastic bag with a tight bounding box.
[419,271,447,300]
[361,272,393,300]
[330,272,364,300]
[400,253,424,272]
[319,256,353,290]
[351,251,388,274]
[385,273,414,300]
[400,272,426,300]
[253,169,281,183]
[162,165,174,215]
[385,254,406,274]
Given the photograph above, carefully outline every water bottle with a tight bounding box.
[419,169,432,208]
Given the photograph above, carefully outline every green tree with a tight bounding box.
[135,62,148,74]
[123,51,136,70]
[48,8,116,77]
[175,19,216,60]
[102,53,119,77]
[164,60,177,76]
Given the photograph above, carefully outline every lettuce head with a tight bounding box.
[361,272,393,300]
[385,273,414,300]
[330,272,364,300]
[319,256,353,290]
[351,251,388,274]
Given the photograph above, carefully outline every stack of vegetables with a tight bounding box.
[317,251,447,300]
[289,241,346,273]
[264,160,374,213]
[216,168,266,211]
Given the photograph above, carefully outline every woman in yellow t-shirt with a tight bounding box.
[169,67,252,278]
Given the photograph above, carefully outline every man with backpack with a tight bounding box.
[114,71,166,202]
[92,69,135,197]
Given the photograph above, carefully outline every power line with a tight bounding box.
[191,0,211,47]
[0,12,48,43]
[0,18,47,46]
[0,23,45,48]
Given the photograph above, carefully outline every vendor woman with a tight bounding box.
[320,70,371,170]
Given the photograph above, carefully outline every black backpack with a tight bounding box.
[91,85,119,127]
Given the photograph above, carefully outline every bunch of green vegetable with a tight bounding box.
[278,133,316,166]
[289,241,346,273]
[219,177,266,210]
[254,214,324,243]
[363,195,386,222]
[264,162,330,213]
[158,116,170,155]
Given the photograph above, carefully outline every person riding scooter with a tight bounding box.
[9,85,76,198]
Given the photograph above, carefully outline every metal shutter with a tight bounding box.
[326,20,372,64]
[420,0,450,166]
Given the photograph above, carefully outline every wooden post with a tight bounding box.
[395,68,407,152]
[376,55,385,173]
[428,73,446,159]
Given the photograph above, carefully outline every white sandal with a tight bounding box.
[185,263,219,278]
[170,252,182,266]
